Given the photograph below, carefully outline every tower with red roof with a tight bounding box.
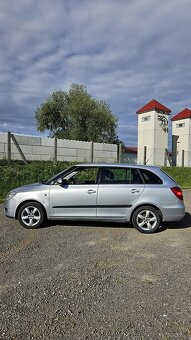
[171,108,191,166]
[136,99,171,165]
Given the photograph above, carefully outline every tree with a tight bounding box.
[35,84,118,143]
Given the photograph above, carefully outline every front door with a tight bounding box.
[50,167,99,218]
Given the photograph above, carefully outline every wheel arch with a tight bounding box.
[15,200,47,220]
[130,203,163,223]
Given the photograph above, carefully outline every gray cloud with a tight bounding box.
[0,0,190,146]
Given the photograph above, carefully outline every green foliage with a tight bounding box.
[0,161,190,203]
[162,167,191,188]
[35,83,118,143]
[0,161,73,202]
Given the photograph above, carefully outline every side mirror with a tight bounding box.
[57,178,69,186]
[62,179,69,186]
[57,178,63,185]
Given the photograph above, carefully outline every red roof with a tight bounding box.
[136,99,171,114]
[123,147,137,154]
[171,108,191,121]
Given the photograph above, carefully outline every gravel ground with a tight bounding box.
[0,190,191,340]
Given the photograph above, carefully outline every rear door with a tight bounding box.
[97,167,145,220]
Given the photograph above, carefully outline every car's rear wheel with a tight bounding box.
[18,202,46,229]
[132,206,161,234]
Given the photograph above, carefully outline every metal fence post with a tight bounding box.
[164,148,167,167]
[172,135,178,166]
[143,146,147,165]
[182,150,185,167]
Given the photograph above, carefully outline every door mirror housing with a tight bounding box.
[62,179,69,186]
[57,178,69,186]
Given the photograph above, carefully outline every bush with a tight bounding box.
[0,161,74,202]
[0,161,190,202]
[162,167,191,188]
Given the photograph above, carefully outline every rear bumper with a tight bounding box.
[161,204,185,222]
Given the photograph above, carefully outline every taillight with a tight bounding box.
[170,186,183,200]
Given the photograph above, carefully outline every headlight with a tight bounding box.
[6,191,16,200]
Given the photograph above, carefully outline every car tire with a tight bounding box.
[18,202,46,229]
[132,205,161,234]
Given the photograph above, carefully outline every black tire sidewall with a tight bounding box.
[132,205,161,234]
[18,202,46,229]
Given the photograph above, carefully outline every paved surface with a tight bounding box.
[0,190,191,340]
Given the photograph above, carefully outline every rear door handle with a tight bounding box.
[131,189,140,193]
[87,189,96,194]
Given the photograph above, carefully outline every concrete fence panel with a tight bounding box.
[0,132,118,163]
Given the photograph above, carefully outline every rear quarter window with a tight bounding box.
[139,169,163,184]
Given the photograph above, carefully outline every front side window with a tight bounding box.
[63,167,99,185]
[100,167,143,184]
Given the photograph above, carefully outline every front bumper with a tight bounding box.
[4,199,17,219]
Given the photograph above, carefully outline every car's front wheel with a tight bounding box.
[132,206,161,234]
[18,202,46,229]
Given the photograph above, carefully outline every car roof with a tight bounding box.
[75,163,160,170]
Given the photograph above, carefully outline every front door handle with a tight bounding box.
[87,189,96,194]
[131,189,140,193]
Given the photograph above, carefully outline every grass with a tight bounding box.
[162,166,191,188]
[0,160,190,203]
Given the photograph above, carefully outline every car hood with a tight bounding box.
[11,183,48,194]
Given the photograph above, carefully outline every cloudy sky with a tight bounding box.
[0,0,190,146]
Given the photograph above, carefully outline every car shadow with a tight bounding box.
[42,212,191,232]
[44,219,129,229]
[159,212,191,232]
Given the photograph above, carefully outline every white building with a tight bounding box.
[137,99,171,166]
[171,108,191,167]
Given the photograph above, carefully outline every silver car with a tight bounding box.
[4,164,185,234]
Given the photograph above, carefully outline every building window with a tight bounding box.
[176,123,185,128]
[142,115,151,122]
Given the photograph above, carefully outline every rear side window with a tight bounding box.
[139,169,163,184]
[100,167,143,184]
